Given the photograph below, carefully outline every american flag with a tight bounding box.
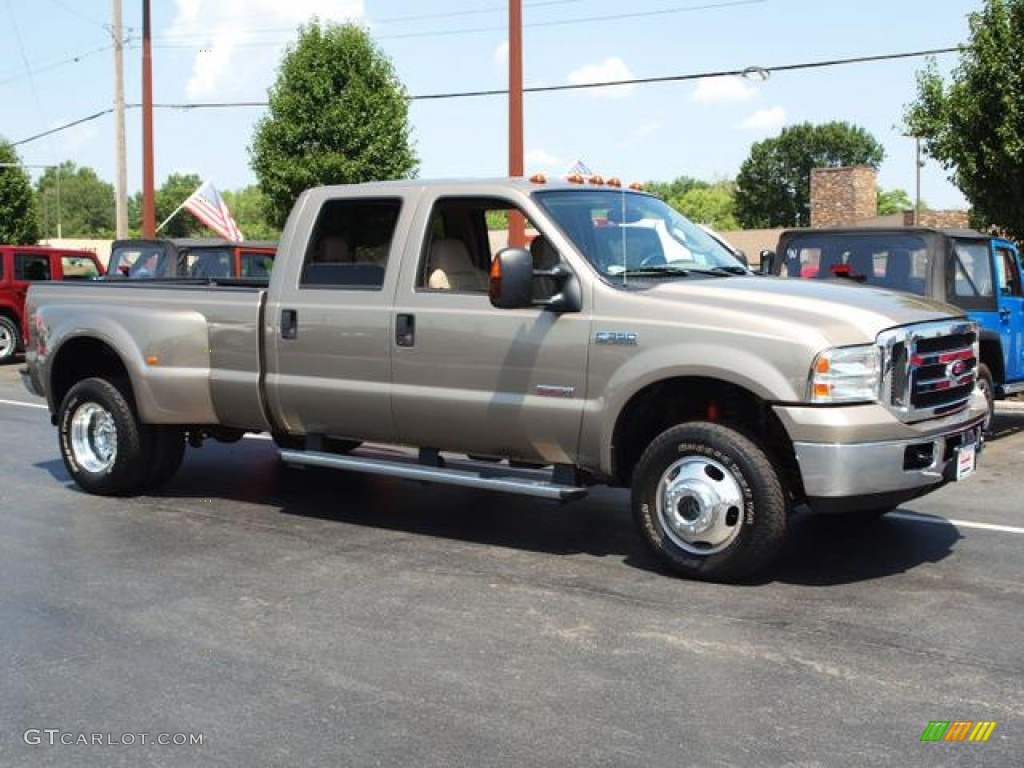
[567,159,594,177]
[183,180,244,241]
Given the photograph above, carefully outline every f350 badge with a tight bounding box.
[595,331,638,346]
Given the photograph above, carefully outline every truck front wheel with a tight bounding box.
[632,422,787,582]
[58,378,151,496]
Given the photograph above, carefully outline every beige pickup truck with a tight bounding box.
[22,178,987,581]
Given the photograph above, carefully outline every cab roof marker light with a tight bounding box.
[529,173,547,184]
[566,173,585,184]
[588,175,605,185]
[606,177,622,188]
[628,182,645,191]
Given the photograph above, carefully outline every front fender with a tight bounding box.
[581,340,809,474]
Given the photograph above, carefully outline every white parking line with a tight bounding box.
[889,511,1024,535]
[0,398,47,410]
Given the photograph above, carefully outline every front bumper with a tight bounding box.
[776,389,987,511]
[792,417,984,499]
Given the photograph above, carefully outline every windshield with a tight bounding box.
[534,189,745,279]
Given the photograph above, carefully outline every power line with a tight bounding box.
[0,44,115,88]
[148,0,766,48]
[12,45,963,147]
[45,0,108,30]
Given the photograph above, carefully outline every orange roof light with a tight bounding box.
[587,175,604,185]
[566,173,585,184]
[628,182,645,191]
[606,177,622,188]
[529,173,547,184]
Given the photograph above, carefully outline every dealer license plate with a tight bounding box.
[955,442,977,481]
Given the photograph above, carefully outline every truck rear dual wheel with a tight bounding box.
[58,378,185,496]
[632,422,787,583]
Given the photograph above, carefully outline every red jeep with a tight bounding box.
[0,245,105,364]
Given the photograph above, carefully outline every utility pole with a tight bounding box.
[112,0,128,237]
[508,0,525,247]
[914,135,922,227]
[141,0,156,237]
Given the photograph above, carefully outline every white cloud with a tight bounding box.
[494,40,509,69]
[526,148,561,169]
[566,56,636,98]
[740,106,786,132]
[691,76,756,104]
[170,0,366,99]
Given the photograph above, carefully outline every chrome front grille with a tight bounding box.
[878,320,979,423]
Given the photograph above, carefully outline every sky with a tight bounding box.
[0,0,986,213]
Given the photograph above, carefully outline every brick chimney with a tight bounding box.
[810,166,877,227]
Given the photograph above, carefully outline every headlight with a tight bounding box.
[808,345,881,403]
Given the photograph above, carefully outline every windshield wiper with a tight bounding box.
[674,267,734,278]
[705,265,750,276]
[610,265,690,278]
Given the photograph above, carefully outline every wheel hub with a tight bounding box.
[656,456,744,554]
[70,402,117,474]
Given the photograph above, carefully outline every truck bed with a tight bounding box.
[27,280,272,430]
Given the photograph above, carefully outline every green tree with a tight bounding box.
[645,176,708,204]
[734,122,885,228]
[36,162,115,238]
[222,186,280,240]
[904,0,1024,239]
[876,187,912,215]
[676,182,739,230]
[0,140,40,244]
[250,21,418,228]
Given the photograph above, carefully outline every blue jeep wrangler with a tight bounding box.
[767,227,1024,427]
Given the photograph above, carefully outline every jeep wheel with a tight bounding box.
[58,378,151,496]
[977,363,994,433]
[0,315,19,365]
[632,422,787,582]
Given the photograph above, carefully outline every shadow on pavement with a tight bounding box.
[35,437,964,586]
[986,406,1024,441]
[754,509,962,586]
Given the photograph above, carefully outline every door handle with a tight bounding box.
[281,309,298,340]
[396,313,415,347]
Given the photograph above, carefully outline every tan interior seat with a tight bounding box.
[427,239,488,291]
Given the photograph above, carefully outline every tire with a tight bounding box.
[0,315,20,365]
[632,422,787,582]
[144,427,185,489]
[58,378,152,496]
[977,363,995,433]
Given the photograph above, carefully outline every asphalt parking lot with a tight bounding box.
[0,363,1021,767]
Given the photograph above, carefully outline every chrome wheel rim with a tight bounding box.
[70,403,117,473]
[655,455,744,554]
[0,323,14,359]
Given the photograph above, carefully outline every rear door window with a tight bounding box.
[301,199,401,290]
[14,253,51,281]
